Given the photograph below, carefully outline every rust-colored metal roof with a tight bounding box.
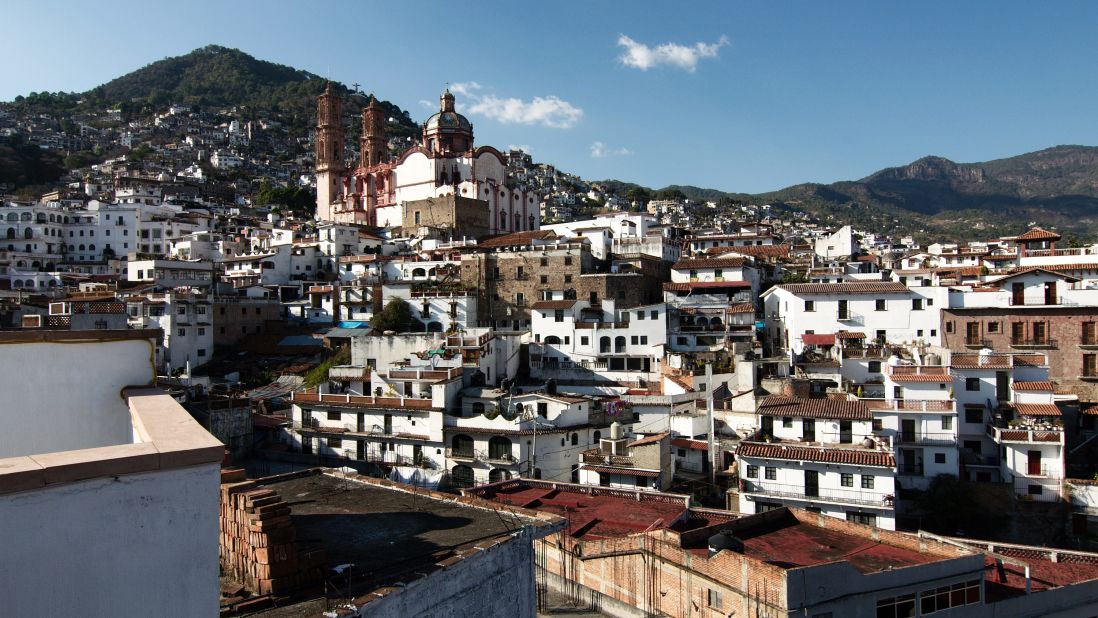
[758,396,871,420]
[671,438,709,451]
[801,333,835,345]
[672,257,747,270]
[628,432,670,448]
[531,300,578,310]
[737,441,896,467]
[581,464,660,478]
[478,230,559,248]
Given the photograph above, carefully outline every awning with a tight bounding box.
[801,333,835,346]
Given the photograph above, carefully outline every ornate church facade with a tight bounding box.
[314,86,539,236]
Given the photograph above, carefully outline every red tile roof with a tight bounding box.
[671,438,709,451]
[1016,227,1062,241]
[582,464,660,478]
[758,396,871,420]
[706,244,791,258]
[663,281,752,291]
[801,333,835,345]
[672,257,747,270]
[992,267,1080,283]
[1082,405,1098,416]
[737,442,896,467]
[1014,403,1062,417]
[835,331,865,339]
[478,230,559,248]
[777,282,910,295]
[628,432,670,448]
[729,303,756,314]
[1012,381,1054,391]
[889,373,951,383]
[1008,263,1098,274]
[531,300,578,310]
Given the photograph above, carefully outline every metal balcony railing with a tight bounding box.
[896,432,957,446]
[740,480,893,508]
[1009,338,1057,349]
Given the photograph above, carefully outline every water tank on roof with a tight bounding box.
[610,421,622,440]
[708,531,744,557]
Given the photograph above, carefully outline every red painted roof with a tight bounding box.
[835,331,866,339]
[778,281,910,295]
[801,333,835,345]
[758,396,871,420]
[531,300,578,310]
[582,464,660,478]
[737,441,896,467]
[478,230,559,248]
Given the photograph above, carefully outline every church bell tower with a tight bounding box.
[360,96,387,168]
[315,83,345,221]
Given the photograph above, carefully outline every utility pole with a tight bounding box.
[706,362,716,488]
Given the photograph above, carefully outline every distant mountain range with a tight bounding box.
[639,146,1098,241]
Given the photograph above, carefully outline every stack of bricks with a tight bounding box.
[218,469,323,596]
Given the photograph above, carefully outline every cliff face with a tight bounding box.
[866,156,986,185]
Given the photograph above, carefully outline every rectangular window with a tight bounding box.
[841,473,853,487]
[746,464,758,478]
[934,452,947,464]
[782,417,793,428]
[640,336,648,344]
[537,402,548,417]
[327,411,340,421]
[872,418,883,431]
[877,593,915,618]
[848,511,877,527]
[327,437,342,448]
[631,336,639,345]
[177,328,185,336]
[942,416,953,430]
[554,309,564,323]
[564,274,572,283]
[707,588,722,610]
[875,299,886,311]
[1085,354,1098,377]
[1084,322,1097,345]
[636,310,644,320]
[197,327,205,336]
[861,475,875,489]
[946,321,954,334]
[988,321,1000,333]
[764,467,777,480]
[540,257,548,267]
[804,300,815,312]
[919,580,980,614]
[540,275,548,284]
[964,406,983,423]
[580,336,589,345]
[650,310,658,320]
[197,348,206,357]
[965,377,981,391]
[912,298,923,310]
[868,360,882,373]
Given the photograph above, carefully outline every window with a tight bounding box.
[1085,354,1098,378]
[746,464,758,478]
[327,411,340,421]
[841,473,853,487]
[177,306,186,315]
[540,257,548,267]
[327,437,342,448]
[177,328,186,336]
[782,417,793,428]
[931,329,937,337]
[554,309,564,323]
[988,321,1000,333]
[872,419,883,431]
[197,327,205,336]
[631,335,638,345]
[946,321,954,334]
[965,377,980,391]
[934,452,946,464]
[919,580,980,614]
[640,336,648,344]
[804,300,815,312]
[707,588,722,610]
[875,299,886,311]
[861,475,875,489]
[564,256,572,266]
[764,467,777,480]
[941,416,953,430]
[912,298,923,310]
[636,310,644,320]
[580,336,589,346]
[1084,322,1097,345]
[876,593,915,618]
[1028,484,1043,495]
[868,360,882,373]
[537,402,548,417]
[564,274,572,283]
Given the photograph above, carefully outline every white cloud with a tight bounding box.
[445,82,583,129]
[507,144,532,153]
[616,34,729,72]
[467,94,583,129]
[418,99,433,108]
[590,141,633,158]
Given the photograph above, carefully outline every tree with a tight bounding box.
[371,298,415,333]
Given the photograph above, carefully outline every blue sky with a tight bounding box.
[4,1,1098,193]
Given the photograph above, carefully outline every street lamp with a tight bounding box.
[514,402,554,479]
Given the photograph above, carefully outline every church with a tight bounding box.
[314,85,539,237]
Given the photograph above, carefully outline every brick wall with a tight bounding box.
[218,469,324,596]
[942,308,1098,400]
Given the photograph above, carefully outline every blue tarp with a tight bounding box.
[336,321,370,329]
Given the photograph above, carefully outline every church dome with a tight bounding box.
[424,109,472,134]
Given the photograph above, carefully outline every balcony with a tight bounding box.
[964,338,993,349]
[986,424,1064,444]
[1009,338,1057,349]
[446,447,480,461]
[862,399,955,413]
[896,431,957,446]
[327,365,371,381]
[740,480,894,509]
[580,448,635,467]
[837,311,863,324]
[1081,337,1098,350]
[1015,463,1060,479]
[897,462,925,477]
[841,346,888,359]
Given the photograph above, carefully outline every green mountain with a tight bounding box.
[603,146,1098,241]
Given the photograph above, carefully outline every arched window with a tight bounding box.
[79,245,85,251]
[614,336,626,353]
[31,261,40,269]
[36,213,46,223]
[488,468,510,483]
[19,213,30,222]
[710,317,723,330]
[24,279,34,288]
[412,267,426,277]
[451,434,474,458]
[488,436,512,461]
[544,335,562,345]
[570,433,578,446]
[529,215,536,229]
[450,464,474,489]
[88,244,95,251]
[6,213,17,222]
[5,228,14,239]
[514,213,521,231]
[426,321,442,332]
[499,211,507,229]
[696,316,709,328]
[599,336,611,353]
[23,228,32,239]
[12,279,22,288]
